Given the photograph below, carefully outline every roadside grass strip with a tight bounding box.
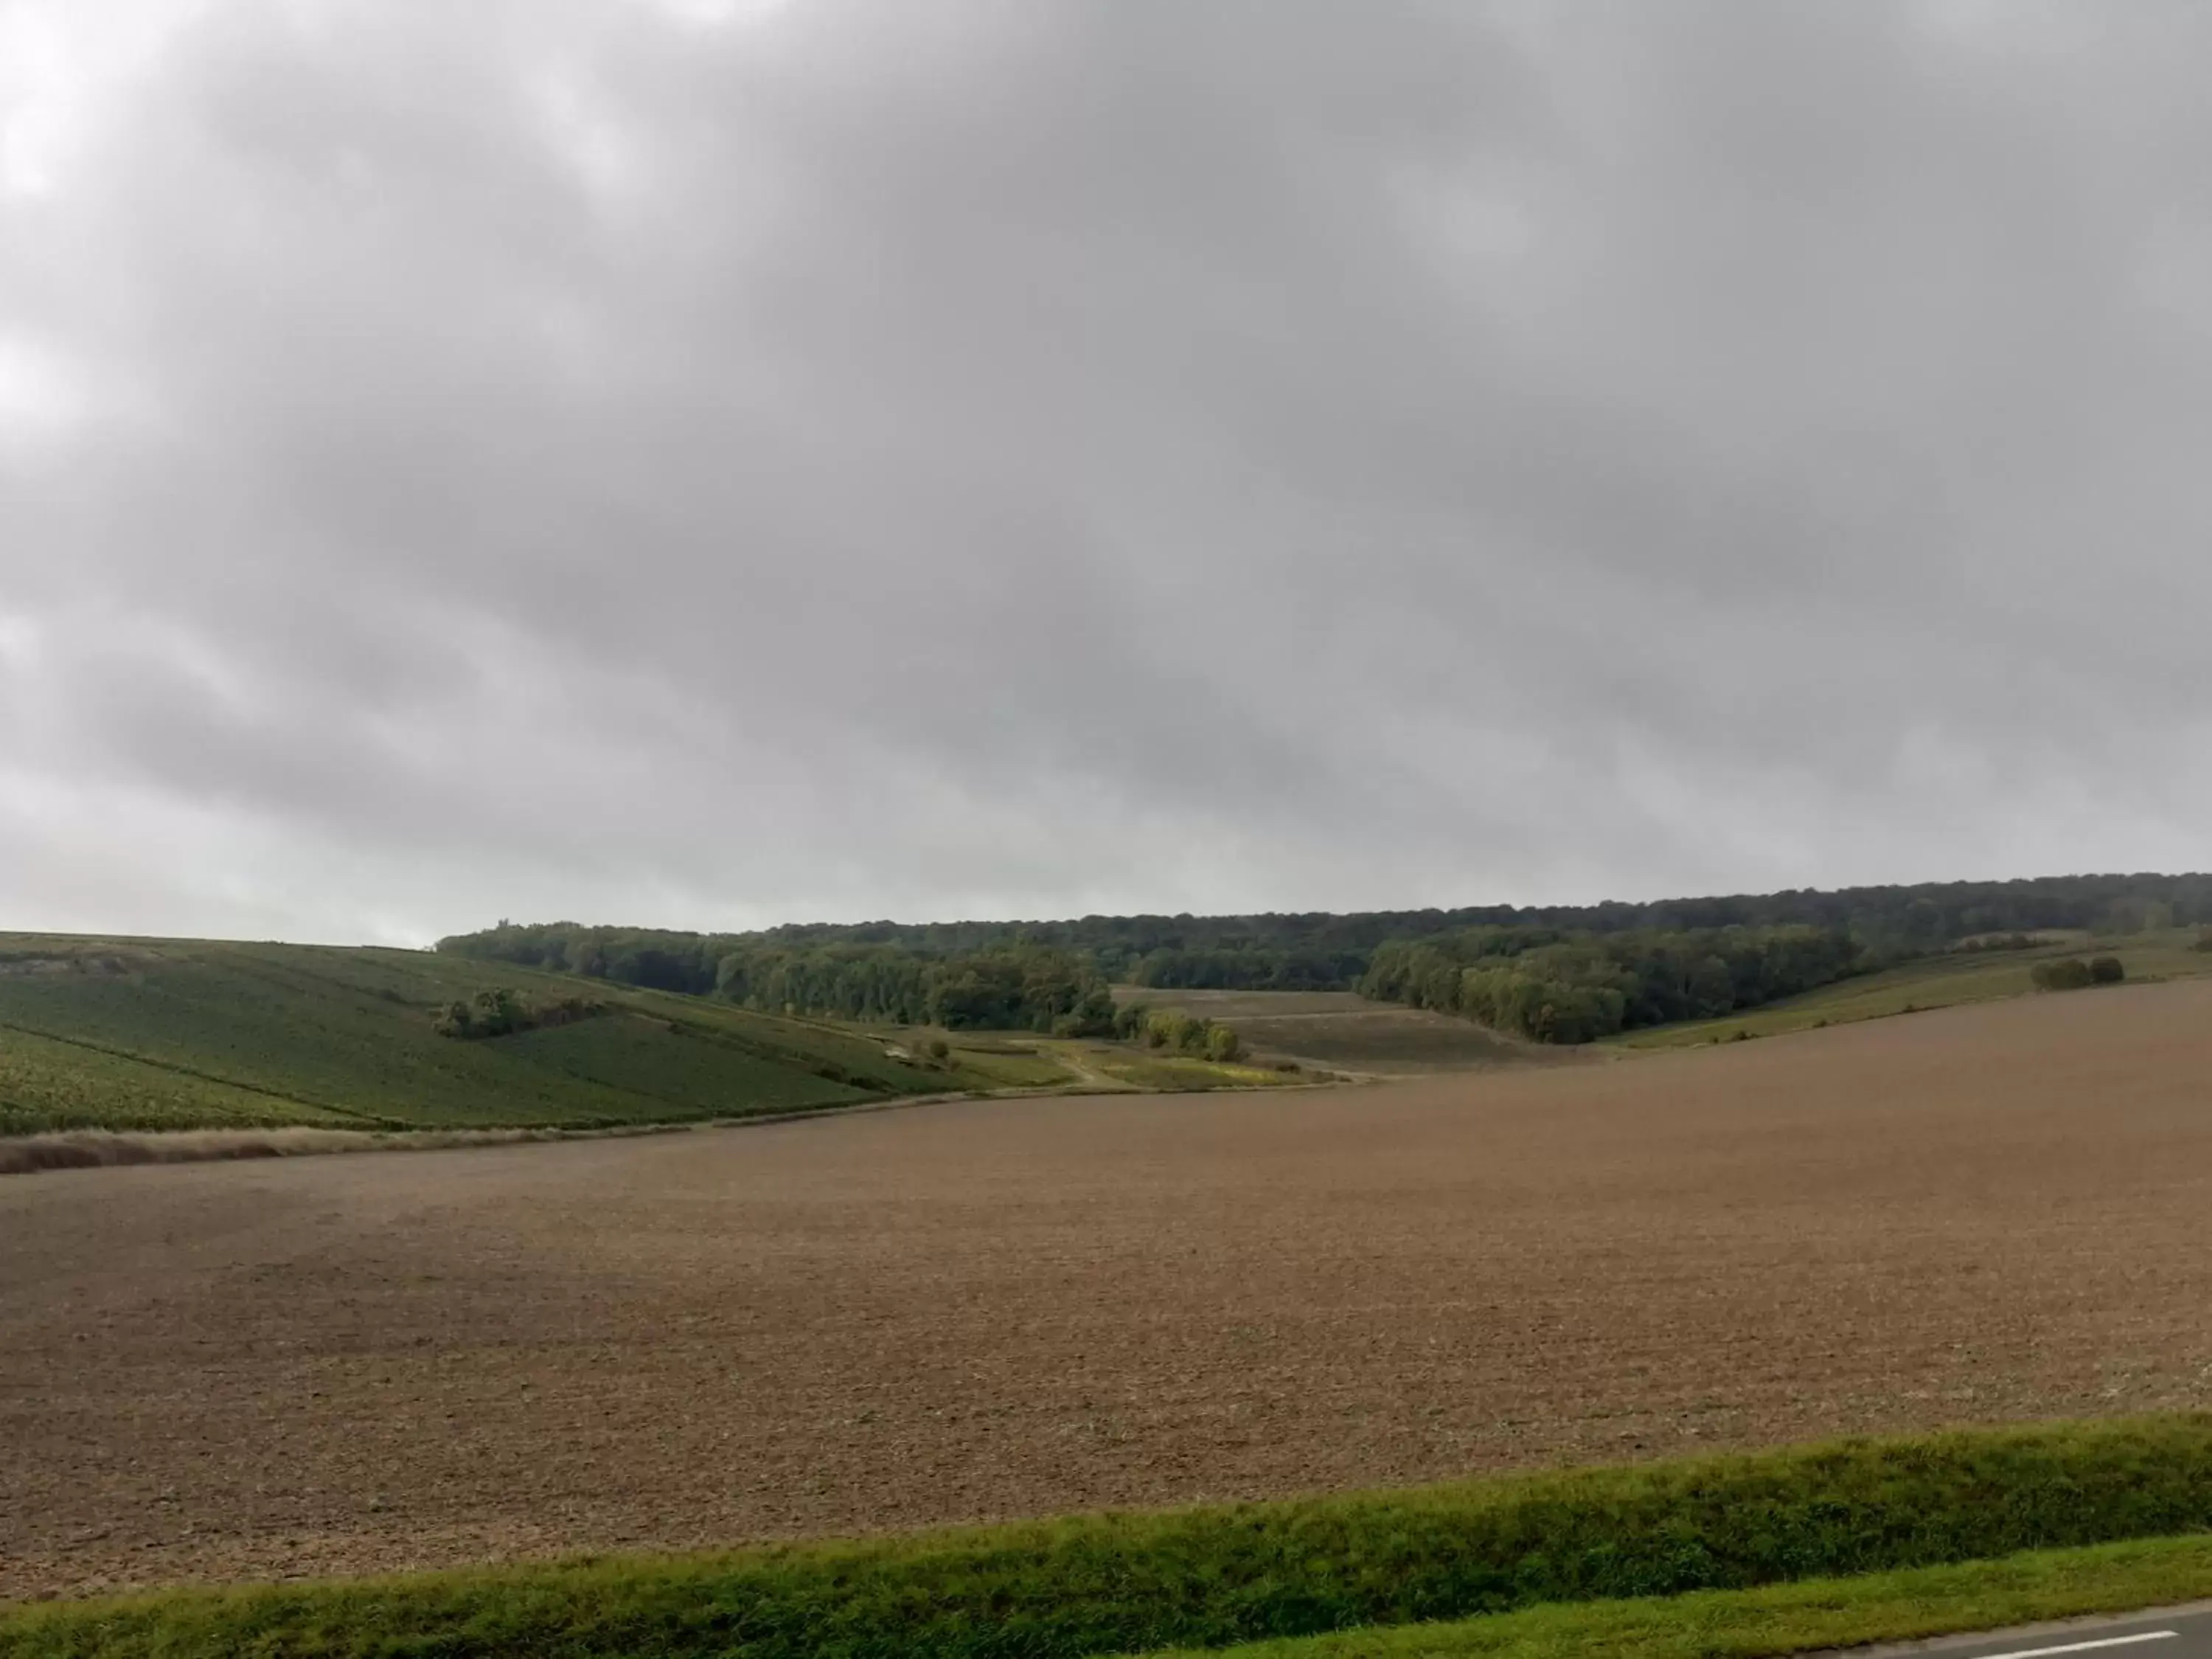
[1143,1535,2212,1658]
[7,1417,2212,1659]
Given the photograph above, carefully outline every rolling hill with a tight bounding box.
[1611,928,2212,1048]
[0,935,963,1135]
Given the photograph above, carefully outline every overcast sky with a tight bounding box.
[3,1,2209,945]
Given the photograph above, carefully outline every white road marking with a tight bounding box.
[1972,1632,2179,1659]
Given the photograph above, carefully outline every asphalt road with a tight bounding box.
[1830,1607,2212,1659]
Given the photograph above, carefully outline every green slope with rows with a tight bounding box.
[0,934,959,1134]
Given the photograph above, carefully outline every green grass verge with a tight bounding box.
[1148,1534,2212,1658]
[9,1417,2212,1658]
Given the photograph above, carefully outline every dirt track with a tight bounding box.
[6,981,2212,1600]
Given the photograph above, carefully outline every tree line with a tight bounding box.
[1357,924,1868,1044]
[437,872,2212,1040]
[691,871,2212,967]
[438,924,1116,1034]
[1122,947,1368,992]
[720,942,1118,1035]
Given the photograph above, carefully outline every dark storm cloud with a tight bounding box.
[2,0,2208,942]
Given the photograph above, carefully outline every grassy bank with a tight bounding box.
[8,1417,2212,1659]
[1150,1534,2212,1658]
[1615,928,2212,1048]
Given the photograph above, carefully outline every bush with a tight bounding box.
[2193,928,2212,954]
[12,1419,2212,1659]
[1131,1009,1246,1062]
[2031,959,2096,992]
[2088,955,2126,985]
[431,990,602,1040]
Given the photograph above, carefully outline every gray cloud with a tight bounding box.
[3,0,2209,944]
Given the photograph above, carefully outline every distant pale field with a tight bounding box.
[7,978,2212,1600]
[1111,987,1579,1073]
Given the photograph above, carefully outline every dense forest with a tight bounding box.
[437,871,2212,1044]
[437,922,1116,1034]
[1357,923,1865,1043]
[719,943,1116,1035]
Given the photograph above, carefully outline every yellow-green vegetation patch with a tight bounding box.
[11,1416,2212,1659]
[945,1042,1080,1088]
[1151,1536,2212,1658]
[1118,989,1556,1074]
[1094,1052,1301,1090]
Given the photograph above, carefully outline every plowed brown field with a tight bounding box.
[6,980,2212,1601]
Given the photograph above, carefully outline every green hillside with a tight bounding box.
[0,935,964,1135]
[1613,928,2212,1048]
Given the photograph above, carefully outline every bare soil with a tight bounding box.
[6,981,2212,1601]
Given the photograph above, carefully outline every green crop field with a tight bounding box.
[0,935,1301,1138]
[1613,929,2212,1049]
[0,934,961,1135]
[0,1022,365,1133]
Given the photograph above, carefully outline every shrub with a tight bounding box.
[2088,955,2126,985]
[2031,959,2096,992]
[432,989,602,1039]
[1131,1010,1247,1062]
[436,989,543,1039]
